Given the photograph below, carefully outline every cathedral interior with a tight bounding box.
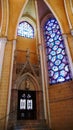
[0,0,73,130]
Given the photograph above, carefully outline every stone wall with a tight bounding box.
[49,80,73,130]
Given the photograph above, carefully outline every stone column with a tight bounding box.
[38,44,47,119]
[0,40,13,130]
[35,1,51,127]
[35,0,47,119]
[40,24,52,129]
[5,39,16,130]
[62,34,73,78]
[0,38,7,80]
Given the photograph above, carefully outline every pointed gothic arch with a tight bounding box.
[44,0,64,33]
[15,72,40,91]
[41,12,73,85]
[0,0,9,36]
[15,0,29,38]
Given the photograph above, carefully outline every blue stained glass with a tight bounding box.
[53,45,58,50]
[49,70,54,77]
[59,35,62,41]
[62,57,67,63]
[49,22,53,26]
[57,31,61,35]
[49,43,54,48]
[59,63,65,70]
[48,27,51,31]
[48,48,52,53]
[46,42,50,46]
[49,55,52,60]
[55,60,61,66]
[57,48,62,54]
[53,28,58,33]
[55,40,60,45]
[17,21,34,38]
[66,75,70,80]
[60,70,67,77]
[57,54,63,60]
[57,76,65,82]
[65,65,69,72]
[48,61,51,65]
[52,66,58,71]
[51,33,55,38]
[46,36,50,40]
[44,18,72,84]
[59,44,64,48]
[49,31,53,35]
[50,62,53,67]
[51,51,56,56]
[57,25,60,29]
[56,34,60,39]
[62,50,65,55]
[51,19,55,22]
[53,72,59,79]
[51,56,56,62]
[49,38,53,42]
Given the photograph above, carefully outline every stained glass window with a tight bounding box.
[17,21,34,38]
[44,18,72,84]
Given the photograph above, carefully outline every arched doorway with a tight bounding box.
[8,72,44,129]
[16,72,44,120]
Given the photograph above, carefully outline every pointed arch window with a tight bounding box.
[17,21,34,38]
[44,18,72,84]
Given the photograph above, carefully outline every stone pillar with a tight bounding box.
[0,38,7,80]
[35,0,47,120]
[62,34,73,78]
[0,40,13,130]
[42,39,52,128]
[5,39,16,130]
[35,2,52,129]
[38,44,47,118]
